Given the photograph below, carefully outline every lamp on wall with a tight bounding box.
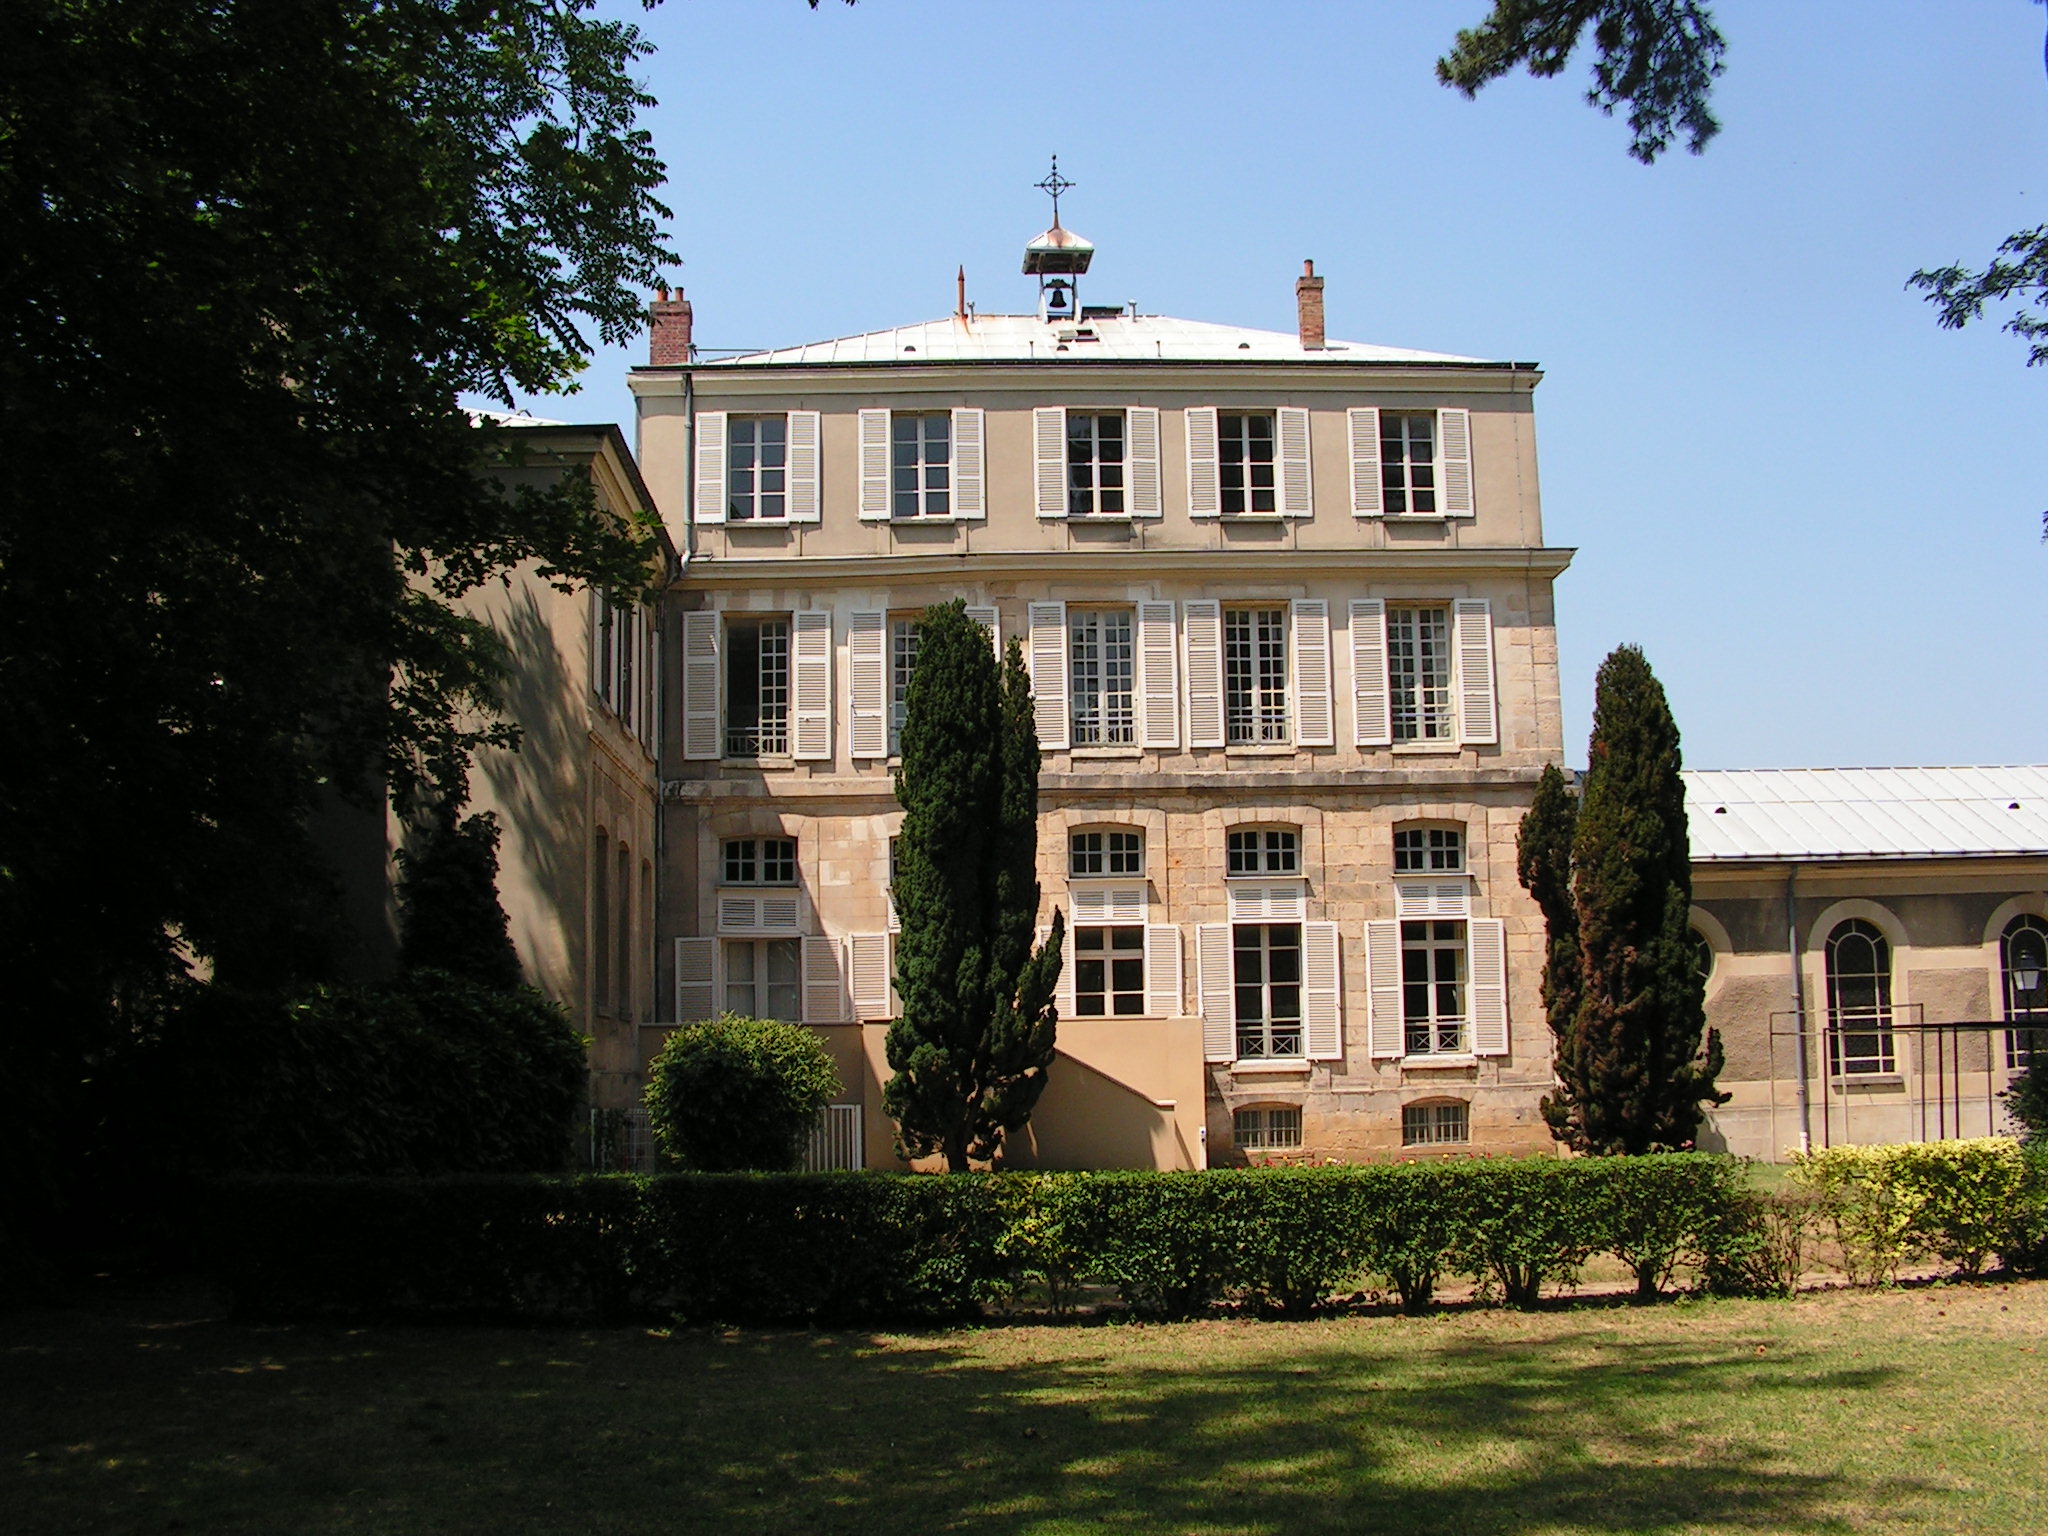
[2012,932,2046,998]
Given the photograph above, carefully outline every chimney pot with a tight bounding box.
[649,286,693,366]
[1295,260,1325,350]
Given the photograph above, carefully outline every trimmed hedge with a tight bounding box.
[198,1145,2048,1327]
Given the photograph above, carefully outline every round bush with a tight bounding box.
[644,1015,840,1172]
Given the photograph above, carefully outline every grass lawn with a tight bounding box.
[6,1281,2046,1535]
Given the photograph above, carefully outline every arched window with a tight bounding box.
[1689,928,1714,987]
[2002,913,2048,1070]
[1825,918,1894,1075]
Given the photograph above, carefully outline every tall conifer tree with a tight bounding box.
[1537,645,1726,1153]
[884,602,1061,1170]
[1516,762,1584,1137]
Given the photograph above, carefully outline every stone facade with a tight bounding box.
[633,261,1574,1168]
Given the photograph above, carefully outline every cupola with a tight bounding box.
[1022,156,1093,322]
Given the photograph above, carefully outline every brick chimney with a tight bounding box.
[649,286,693,365]
[1296,260,1325,350]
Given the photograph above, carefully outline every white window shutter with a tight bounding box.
[1136,600,1179,750]
[693,411,727,525]
[1034,406,1067,518]
[1027,601,1069,750]
[1348,407,1383,517]
[858,408,891,520]
[1196,923,1234,1062]
[1185,406,1221,518]
[1183,599,1224,749]
[1452,598,1498,746]
[1291,599,1333,748]
[1145,924,1182,1019]
[681,610,721,761]
[849,932,893,1020]
[952,408,986,519]
[1439,407,1474,517]
[791,609,833,760]
[675,936,718,1022]
[802,935,849,1024]
[963,605,1000,658]
[1051,924,1076,1022]
[1127,406,1162,518]
[786,410,822,523]
[1349,598,1391,748]
[1364,920,1403,1058]
[1469,918,1509,1056]
[1277,406,1313,518]
[847,610,887,759]
[1303,921,1343,1060]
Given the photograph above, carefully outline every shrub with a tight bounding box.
[101,970,585,1178]
[643,1015,839,1172]
[1588,1153,1747,1298]
[1701,1188,1821,1298]
[2004,1054,2048,1144]
[1452,1158,1597,1308]
[1226,1169,1376,1315]
[1082,1171,1240,1317]
[1790,1138,2033,1281]
[1358,1162,1466,1312]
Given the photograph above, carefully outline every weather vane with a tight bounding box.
[1035,155,1074,226]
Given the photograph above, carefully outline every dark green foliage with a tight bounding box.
[1517,763,1583,1068]
[886,604,1061,1169]
[1,0,665,1236]
[396,809,524,990]
[1437,0,1727,163]
[642,1016,840,1173]
[101,972,586,1179]
[1912,228,2048,371]
[195,1154,1786,1326]
[2004,1051,2048,1144]
[1546,646,1726,1154]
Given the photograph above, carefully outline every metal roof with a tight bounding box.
[1684,766,2048,862]
[693,313,1490,368]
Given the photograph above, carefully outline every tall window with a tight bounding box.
[1381,413,1437,515]
[593,829,611,1015]
[1071,829,1144,878]
[889,618,922,756]
[722,837,796,885]
[725,617,789,757]
[617,841,633,1021]
[2003,913,2048,1069]
[1402,920,1467,1055]
[1826,919,1895,1075]
[1219,413,1276,514]
[726,416,787,521]
[724,937,800,1021]
[1234,923,1302,1059]
[1388,606,1453,742]
[1074,926,1145,1017]
[892,414,951,518]
[1067,412,1125,515]
[1394,826,1465,872]
[1224,606,1288,744]
[1227,828,1299,875]
[1069,609,1136,746]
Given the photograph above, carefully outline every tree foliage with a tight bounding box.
[885,602,1062,1171]
[1516,761,1583,1071]
[1437,0,1727,163]
[396,808,525,992]
[1528,646,1725,1154]
[1,0,670,1231]
[643,1015,841,1174]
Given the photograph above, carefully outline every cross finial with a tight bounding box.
[1035,155,1074,226]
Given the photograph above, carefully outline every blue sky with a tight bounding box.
[511,0,2047,771]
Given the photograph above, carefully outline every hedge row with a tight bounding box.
[201,1147,2048,1327]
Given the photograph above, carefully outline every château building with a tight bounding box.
[631,215,1575,1167]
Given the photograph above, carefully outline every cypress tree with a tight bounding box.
[396,805,525,991]
[1547,645,1726,1154]
[884,601,1061,1170]
[1515,763,1584,1141]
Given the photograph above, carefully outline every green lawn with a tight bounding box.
[6,1281,2046,1535]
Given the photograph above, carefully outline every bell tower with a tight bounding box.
[1021,156,1094,322]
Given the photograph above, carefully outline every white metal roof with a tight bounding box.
[1684,766,2048,861]
[695,313,1490,368]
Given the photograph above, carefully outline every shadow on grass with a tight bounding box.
[3,1296,1944,1536]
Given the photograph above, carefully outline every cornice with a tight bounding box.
[660,765,1549,802]
[629,361,1543,400]
[673,545,1575,587]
